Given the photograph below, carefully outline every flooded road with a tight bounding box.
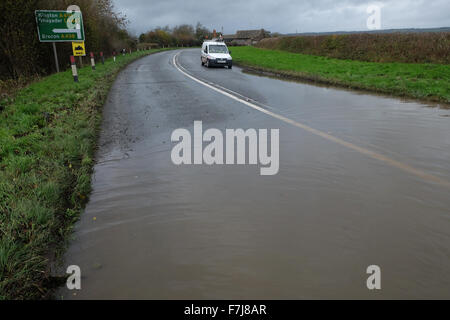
[60,49,450,299]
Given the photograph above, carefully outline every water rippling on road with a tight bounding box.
[59,49,450,299]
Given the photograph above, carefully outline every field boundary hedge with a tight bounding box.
[257,32,450,64]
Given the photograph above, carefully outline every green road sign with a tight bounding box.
[35,10,85,42]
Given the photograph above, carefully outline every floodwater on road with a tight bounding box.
[59,49,450,299]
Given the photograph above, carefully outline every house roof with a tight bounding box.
[222,34,236,39]
[235,29,267,39]
[222,29,271,40]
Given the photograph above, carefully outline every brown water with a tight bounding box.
[59,50,450,299]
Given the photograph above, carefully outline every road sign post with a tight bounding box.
[70,55,78,82]
[52,42,59,73]
[90,52,95,70]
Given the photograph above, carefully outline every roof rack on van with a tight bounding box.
[209,37,224,42]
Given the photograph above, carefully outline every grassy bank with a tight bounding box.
[0,48,172,299]
[231,46,450,104]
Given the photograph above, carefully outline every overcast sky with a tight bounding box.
[112,0,450,35]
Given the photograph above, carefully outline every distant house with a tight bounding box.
[223,29,271,45]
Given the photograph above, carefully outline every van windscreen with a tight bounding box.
[208,45,228,53]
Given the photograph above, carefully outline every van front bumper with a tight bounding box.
[208,58,232,67]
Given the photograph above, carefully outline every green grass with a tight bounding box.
[0,48,173,299]
[231,46,450,104]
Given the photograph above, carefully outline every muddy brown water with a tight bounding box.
[59,49,450,299]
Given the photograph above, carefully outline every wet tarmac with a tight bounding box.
[59,49,450,299]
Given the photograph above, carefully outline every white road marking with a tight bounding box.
[173,52,450,188]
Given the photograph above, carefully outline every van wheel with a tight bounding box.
[205,60,210,68]
[228,65,232,69]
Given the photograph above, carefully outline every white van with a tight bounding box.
[201,41,232,69]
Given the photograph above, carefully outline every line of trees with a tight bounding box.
[138,23,215,48]
[0,0,137,80]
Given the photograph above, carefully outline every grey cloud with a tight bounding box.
[113,0,450,35]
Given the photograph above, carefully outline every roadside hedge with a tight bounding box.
[257,32,450,64]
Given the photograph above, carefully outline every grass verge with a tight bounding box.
[231,46,450,104]
[0,48,172,299]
